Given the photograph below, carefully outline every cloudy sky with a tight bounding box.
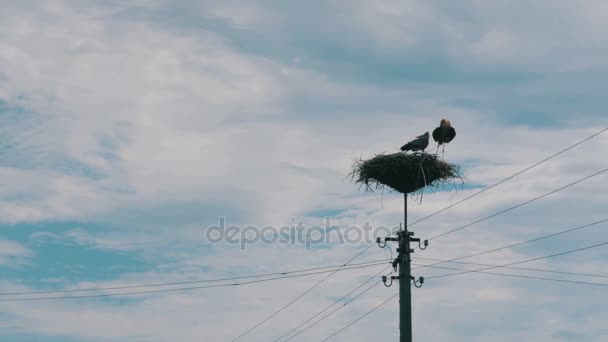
[1,1,608,341]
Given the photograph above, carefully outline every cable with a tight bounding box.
[407,127,608,228]
[252,130,605,337]
[0,259,388,297]
[417,264,608,287]
[274,265,391,342]
[284,280,382,342]
[0,258,389,297]
[320,292,398,342]
[426,168,608,242]
[412,256,608,278]
[426,240,608,280]
[411,218,608,272]
[240,130,608,341]
[0,261,388,302]
[312,253,608,342]
[230,243,377,341]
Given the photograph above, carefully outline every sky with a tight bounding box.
[1,1,608,341]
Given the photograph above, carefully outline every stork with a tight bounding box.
[432,119,456,156]
[400,132,430,152]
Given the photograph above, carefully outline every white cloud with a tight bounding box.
[0,1,607,341]
[208,1,282,28]
[0,240,31,257]
[0,240,32,266]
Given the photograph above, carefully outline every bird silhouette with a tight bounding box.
[400,132,430,152]
[432,119,456,157]
[432,119,456,145]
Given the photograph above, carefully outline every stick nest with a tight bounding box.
[350,152,463,194]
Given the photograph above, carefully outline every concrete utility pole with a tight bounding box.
[399,194,412,342]
[379,194,427,342]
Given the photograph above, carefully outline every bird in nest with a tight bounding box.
[432,119,456,156]
[400,131,430,152]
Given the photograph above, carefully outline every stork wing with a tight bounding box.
[446,127,456,143]
[432,127,440,142]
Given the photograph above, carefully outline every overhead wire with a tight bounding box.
[0,258,389,297]
[425,240,608,280]
[413,256,608,278]
[318,242,608,342]
[320,292,398,342]
[411,218,608,272]
[230,243,378,341]
[407,127,608,228]
[284,280,382,342]
[274,265,391,342]
[425,167,608,242]
[0,261,389,302]
[272,129,608,339]
[417,264,608,288]
[314,130,608,340]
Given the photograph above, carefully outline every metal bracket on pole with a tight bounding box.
[411,276,425,288]
[374,194,431,342]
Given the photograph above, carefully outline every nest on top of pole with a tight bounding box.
[350,152,463,195]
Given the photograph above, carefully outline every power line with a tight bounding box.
[285,280,382,342]
[417,264,608,288]
[230,243,377,341]
[0,261,389,302]
[319,241,608,342]
[237,129,608,340]
[426,168,608,242]
[0,258,389,297]
[310,130,607,340]
[275,265,391,342]
[320,292,398,342]
[413,256,608,278]
[408,127,608,228]
[411,218,608,272]
[426,240,608,280]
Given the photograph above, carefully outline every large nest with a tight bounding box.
[351,152,463,194]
